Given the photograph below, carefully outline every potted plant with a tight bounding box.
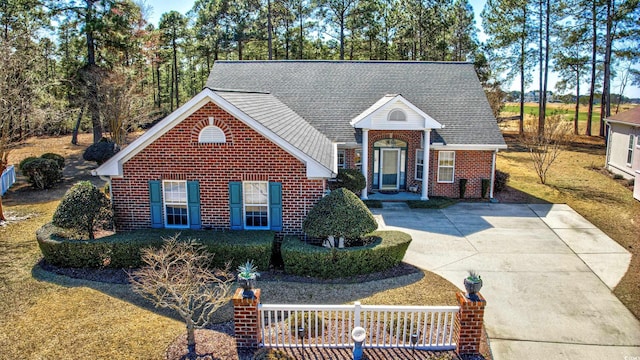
[237,260,260,298]
[464,270,482,299]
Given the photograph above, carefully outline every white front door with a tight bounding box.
[380,148,400,190]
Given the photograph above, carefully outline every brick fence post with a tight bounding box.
[454,291,486,356]
[233,288,261,348]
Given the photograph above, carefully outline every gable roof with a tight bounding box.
[93,88,335,178]
[350,94,443,129]
[207,61,506,147]
[606,106,640,127]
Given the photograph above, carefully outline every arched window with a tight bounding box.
[198,125,226,143]
[388,109,407,121]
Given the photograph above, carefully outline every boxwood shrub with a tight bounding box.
[36,223,274,270]
[281,230,412,279]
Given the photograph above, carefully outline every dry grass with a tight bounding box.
[0,134,461,359]
[497,131,640,319]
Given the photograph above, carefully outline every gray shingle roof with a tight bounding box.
[207,61,506,146]
[214,90,334,170]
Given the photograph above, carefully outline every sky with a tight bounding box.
[144,0,640,99]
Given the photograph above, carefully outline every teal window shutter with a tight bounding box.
[269,182,282,231]
[229,182,243,230]
[148,180,163,228]
[187,181,201,229]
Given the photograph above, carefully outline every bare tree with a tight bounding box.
[130,236,234,359]
[521,115,573,184]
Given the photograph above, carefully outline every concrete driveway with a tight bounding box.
[373,202,640,360]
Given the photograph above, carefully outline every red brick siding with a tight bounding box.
[429,150,493,198]
[110,102,325,234]
[339,131,493,198]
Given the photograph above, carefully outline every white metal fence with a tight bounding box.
[1,165,16,196]
[259,302,459,350]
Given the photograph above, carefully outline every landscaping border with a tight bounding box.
[36,223,274,269]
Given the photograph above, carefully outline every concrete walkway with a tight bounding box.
[373,202,640,360]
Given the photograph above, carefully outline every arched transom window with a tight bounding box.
[198,125,226,143]
[388,108,407,121]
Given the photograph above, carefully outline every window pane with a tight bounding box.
[338,150,346,169]
[245,206,268,227]
[244,182,268,205]
[439,167,454,182]
[416,150,424,180]
[166,205,188,226]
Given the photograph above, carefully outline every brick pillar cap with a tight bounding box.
[233,288,261,304]
[456,291,486,305]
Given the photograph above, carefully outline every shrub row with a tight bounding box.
[280,230,412,279]
[36,223,273,270]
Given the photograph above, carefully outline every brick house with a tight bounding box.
[94,61,507,234]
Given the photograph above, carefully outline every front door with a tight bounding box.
[380,148,400,190]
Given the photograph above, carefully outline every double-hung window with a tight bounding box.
[415,149,424,180]
[437,151,455,183]
[243,181,269,228]
[627,134,635,165]
[163,180,188,227]
[337,150,346,169]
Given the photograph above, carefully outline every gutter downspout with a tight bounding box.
[489,149,497,202]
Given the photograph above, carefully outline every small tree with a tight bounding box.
[130,236,234,359]
[521,115,572,184]
[52,181,112,239]
[303,188,377,247]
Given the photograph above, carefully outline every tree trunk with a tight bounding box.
[299,1,303,59]
[186,322,196,360]
[172,36,179,108]
[600,0,613,137]
[71,104,85,145]
[537,0,544,137]
[267,0,273,60]
[540,0,550,132]
[339,14,345,60]
[0,196,5,222]
[586,0,597,136]
[575,72,580,135]
[519,7,526,136]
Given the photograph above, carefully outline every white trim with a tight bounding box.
[351,94,442,129]
[361,130,369,200]
[243,181,270,230]
[605,118,640,127]
[162,180,189,229]
[430,144,507,151]
[627,134,635,166]
[379,148,400,190]
[415,149,424,181]
[337,149,346,169]
[489,150,497,199]
[437,151,455,183]
[93,89,334,179]
[421,130,431,200]
[388,108,407,121]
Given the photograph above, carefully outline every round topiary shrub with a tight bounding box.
[83,139,119,165]
[40,153,65,169]
[52,181,112,239]
[332,168,366,194]
[20,158,63,189]
[303,187,377,240]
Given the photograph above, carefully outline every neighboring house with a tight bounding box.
[94,61,507,234]
[605,106,640,201]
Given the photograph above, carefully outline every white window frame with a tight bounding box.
[355,149,362,170]
[415,149,424,180]
[627,134,634,166]
[388,108,407,121]
[162,180,189,228]
[243,181,269,229]
[337,149,346,169]
[437,151,455,183]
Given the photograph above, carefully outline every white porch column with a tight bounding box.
[361,129,369,200]
[421,129,431,200]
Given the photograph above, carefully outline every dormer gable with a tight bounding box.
[350,94,442,130]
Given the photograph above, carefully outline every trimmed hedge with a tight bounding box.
[281,230,412,279]
[36,223,274,270]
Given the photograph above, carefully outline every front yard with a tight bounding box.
[0,134,460,359]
